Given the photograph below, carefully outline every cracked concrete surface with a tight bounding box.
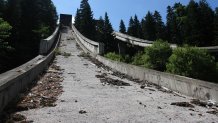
[19,28,218,123]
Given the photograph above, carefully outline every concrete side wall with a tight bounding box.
[113,32,153,44]
[72,25,104,55]
[113,32,177,48]
[114,32,218,52]
[0,28,61,113]
[39,26,60,55]
[71,24,218,103]
[96,55,218,103]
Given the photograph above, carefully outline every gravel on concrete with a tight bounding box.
[19,28,218,123]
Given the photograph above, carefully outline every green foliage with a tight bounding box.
[74,9,81,30]
[0,18,13,55]
[124,0,216,47]
[0,0,58,73]
[143,40,172,71]
[95,16,104,42]
[166,6,178,43]
[119,19,126,33]
[214,8,218,45]
[141,11,156,40]
[104,52,124,62]
[75,0,96,40]
[172,3,186,45]
[198,0,214,46]
[33,24,50,39]
[183,0,211,46]
[127,15,142,38]
[131,40,172,71]
[153,11,165,40]
[123,54,131,63]
[104,12,115,52]
[95,12,115,53]
[131,52,145,66]
[0,18,12,40]
[3,0,58,55]
[0,0,6,16]
[127,17,134,36]
[166,46,217,82]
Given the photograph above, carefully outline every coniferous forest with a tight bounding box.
[0,0,218,82]
[75,0,218,48]
[74,0,218,82]
[0,0,58,73]
[125,0,218,46]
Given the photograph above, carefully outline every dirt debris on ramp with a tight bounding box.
[9,28,218,123]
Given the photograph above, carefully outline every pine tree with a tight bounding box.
[173,3,186,45]
[78,0,96,40]
[127,15,142,38]
[142,11,156,40]
[185,0,200,45]
[119,19,126,33]
[4,0,22,48]
[214,8,218,45]
[141,18,146,39]
[127,17,134,36]
[4,0,58,59]
[0,18,12,46]
[198,0,214,46]
[133,15,142,38]
[95,16,104,42]
[103,12,114,52]
[153,11,165,40]
[0,17,12,72]
[74,8,81,30]
[0,0,6,17]
[166,6,178,43]
[0,0,57,72]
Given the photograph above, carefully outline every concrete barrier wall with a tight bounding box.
[96,55,218,103]
[39,26,60,55]
[72,25,104,55]
[113,32,176,48]
[0,27,61,113]
[73,25,218,103]
[114,32,218,52]
[113,32,153,44]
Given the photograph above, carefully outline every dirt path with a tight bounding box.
[18,28,218,123]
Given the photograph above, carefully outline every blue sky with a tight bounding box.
[52,0,218,31]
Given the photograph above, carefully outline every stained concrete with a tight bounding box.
[20,28,218,123]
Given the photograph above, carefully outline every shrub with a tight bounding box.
[0,18,13,56]
[123,54,131,63]
[143,40,172,71]
[104,52,124,62]
[131,52,145,65]
[166,46,217,82]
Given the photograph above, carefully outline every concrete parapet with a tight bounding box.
[39,26,60,55]
[72,25,104,55]
[70,23,218,104]
[96,55,218,103]
[0,27,61,114]
[113,32,176,48]
[113,32,218,52]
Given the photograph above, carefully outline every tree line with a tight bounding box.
[75,0,218,54]
[121,0,218,47]
[74,0,116,53]
[0,0,58,73]
[74,0,218,82]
